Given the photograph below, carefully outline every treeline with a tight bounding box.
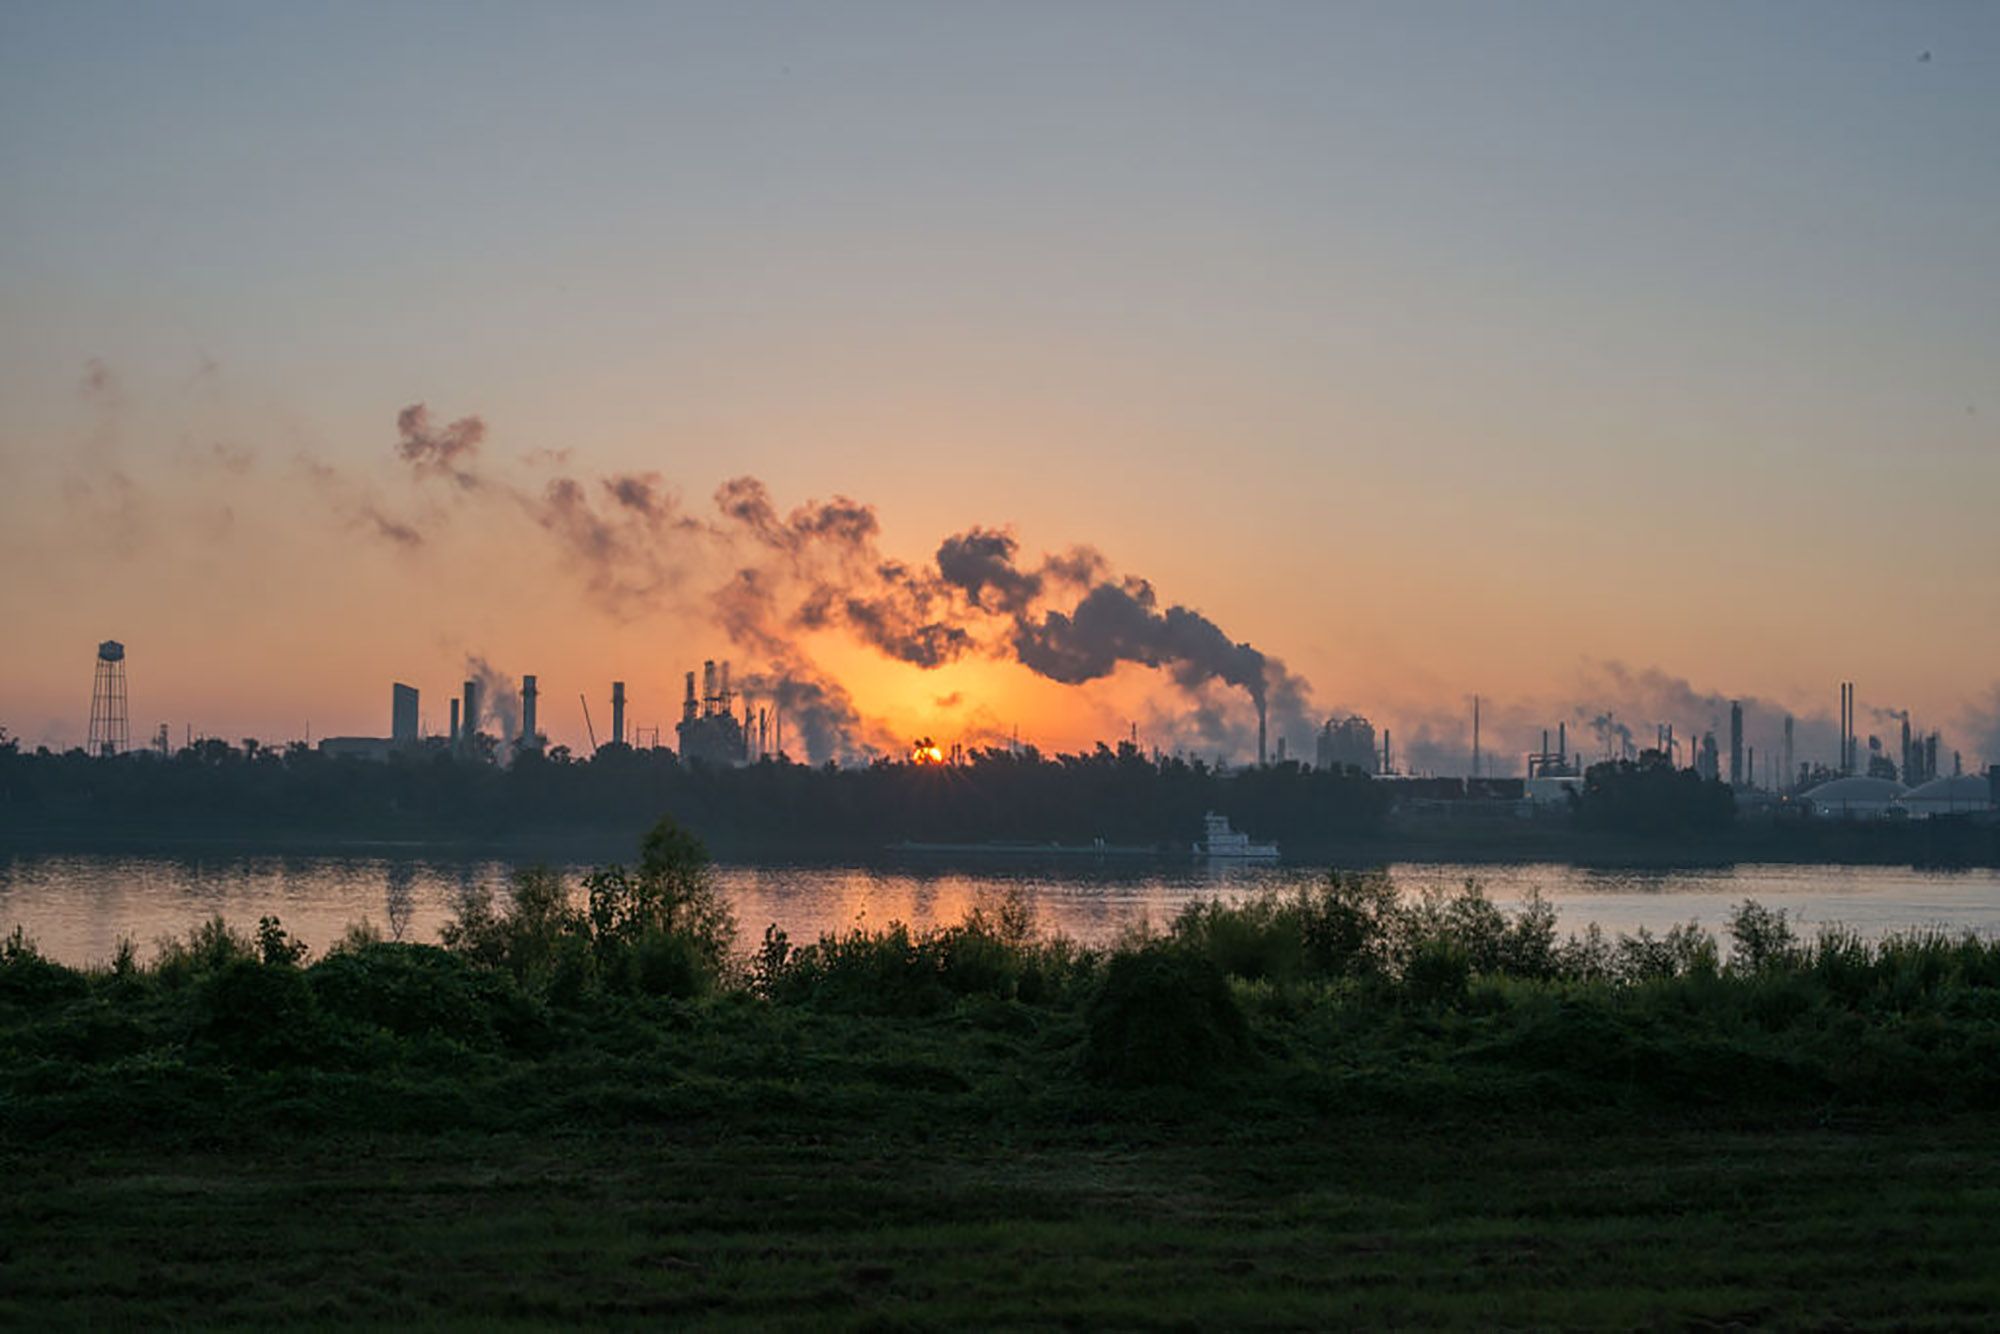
[0,738,1391,853]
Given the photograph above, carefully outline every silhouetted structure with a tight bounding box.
[392,683,419,746]
[1526,724,1579,779]
[1315,716,1378,773]
[677,662,749,766]
[461,679,480,756]
[87,640,128,758]
[1729,701,1743,788]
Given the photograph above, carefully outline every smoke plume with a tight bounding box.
[466,656,520,748]
[366,405,1312,762]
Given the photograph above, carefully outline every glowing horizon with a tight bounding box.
[2,5,1997,772]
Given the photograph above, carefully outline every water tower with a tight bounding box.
[88,640,129,756]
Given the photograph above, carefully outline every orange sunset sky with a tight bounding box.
[3,5,1997,772]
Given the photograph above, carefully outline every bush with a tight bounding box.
[192,959,325,1067]
[153,917,257,990]
[1403,936,1471,1008]
[310,941,544,1048]
[629,927,714,999]
[1727,900,1799,972]
[1081,944,1250,1087]
[0,927,88,1008]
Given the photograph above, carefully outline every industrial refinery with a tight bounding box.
[57,638,2000,821]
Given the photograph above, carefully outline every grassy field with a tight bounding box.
[6,832,2000,1327]
[8,1109,1999,1327]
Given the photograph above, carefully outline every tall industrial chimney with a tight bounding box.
[1728,701,1743,788]
[1257,701,1268,768]
[449,697,460,745]
[682,671,698,723]
[1471,695,1481,779]
[462,680,480,752]
[611,681,626,747]
[392,683,419,746]
[521,675,539,749]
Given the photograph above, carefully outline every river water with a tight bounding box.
[4,851,2000,966]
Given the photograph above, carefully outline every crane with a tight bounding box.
[579,693,599,755]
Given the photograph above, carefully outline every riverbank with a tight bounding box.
[5,852,2000,1325]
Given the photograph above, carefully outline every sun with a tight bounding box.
[910,738,946,765]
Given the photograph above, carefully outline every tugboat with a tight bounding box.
[1194,811,1279,861]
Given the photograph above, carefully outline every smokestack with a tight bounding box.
[720,660,732,708]
[1472,695,1480,779]
[449,697,460,744]
[1783,715,1794,792]
[1558,721,1567,766]
[702,660,717,716]
[611,681,626,747]
[462,680,479,750]
[1728,701,1742,788]
[392,683,418,745]
[1257,700,1268,768]
[522,675,538,748]
[1839,683,1849,774]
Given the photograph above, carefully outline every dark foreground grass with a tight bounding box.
[6,1117,1999,1329]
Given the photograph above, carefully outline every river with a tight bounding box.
[4,851,2000,965]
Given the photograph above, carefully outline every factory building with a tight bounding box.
[676,660,750,766]
[392,683,419,746]
[1315,716,1378,774]
[1800,775,1907,820]
[1899,774,1996,819]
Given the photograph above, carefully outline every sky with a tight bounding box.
[2,1,1997,772]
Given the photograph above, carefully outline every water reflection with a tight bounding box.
[1,850,1996,966]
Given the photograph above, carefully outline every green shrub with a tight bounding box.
[0,927,88,1008]
[630,927,714,999]
[255,916,310,967]
[1081,944,1249,1087]
[309,941,542,1047]
[1726,900,1799,972]
[192,959,325,1067]
[153,916,258,990]
[1403,935,1471,1008]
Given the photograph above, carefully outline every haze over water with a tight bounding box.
[7,853,1999,968]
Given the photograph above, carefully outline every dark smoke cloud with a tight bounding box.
[1588,711,1635,757]
[530,475,693,612]
[935,527,1044,613]
[368,407,1313,760]
[365,505,423,548]
[395,404,486,489]
[737,666,878,766]
[715,477,878,558]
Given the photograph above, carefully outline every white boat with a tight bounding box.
[1194,811,1279,860]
